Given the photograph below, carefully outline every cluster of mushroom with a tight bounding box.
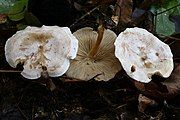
[5,25,174,83]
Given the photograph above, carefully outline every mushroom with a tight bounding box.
[66,26,121,81]
[114,27,173,83]
[5,25,78,79]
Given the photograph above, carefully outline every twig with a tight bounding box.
[114,88,127,92]
[154,11,157,33]
[115,104,127,110]
[168,41,175,46]
[167,36,180,41]
[69,6,99,28]
[17,105,28,120]
[163,36,180,42]
[156,34,180,43]
[174,58,180,60]
[60,76,85,82]
[0,69,21,73]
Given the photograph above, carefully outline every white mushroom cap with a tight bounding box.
[66,27,121,81]
[114,27,173,83]
[5,25,78,79]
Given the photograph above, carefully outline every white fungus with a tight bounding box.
[5,25,78,79]
[114,27,173,83]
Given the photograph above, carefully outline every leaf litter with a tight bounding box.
[0,0,180,119]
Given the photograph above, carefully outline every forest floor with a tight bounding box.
[0,0,180,119]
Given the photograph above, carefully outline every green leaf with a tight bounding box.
[154,0,180,36]
[165,0,180,16]
[0,0,16,13]
[8,0,28,21]
[155,8,175,36]
[171,4,180,16]
[8,10,25,21]
[159,0,180,16]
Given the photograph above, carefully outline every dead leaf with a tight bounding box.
[162,63,180,99]
[0,14,7,24]
[111,15,118,25]
[132,76,167,102]
[133,80,168,103]
[134,81,145,91]
[138,94,157,112]
[137,63,180,102]
[115,0,133,32]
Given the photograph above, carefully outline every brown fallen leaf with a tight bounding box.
[0,14,7,24]
[138,94,157,112]
[134,81,145,91]
[115,0,133,32]
[136,81,168,103]
[111,15,118,25]
[162,63,180,100]
[135,63,180,102]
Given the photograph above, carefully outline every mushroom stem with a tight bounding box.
[88,25,104,58]
[41,68,56,91]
